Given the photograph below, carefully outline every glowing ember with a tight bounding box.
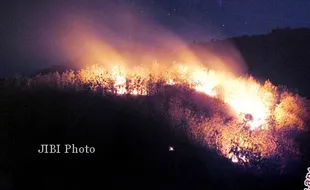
[167,79,175,85]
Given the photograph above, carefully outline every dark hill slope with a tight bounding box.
[192,28,310,97]
[0,84,307,190]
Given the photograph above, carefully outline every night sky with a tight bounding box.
[1,0,310,76]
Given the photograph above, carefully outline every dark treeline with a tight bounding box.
[192,27,310,97]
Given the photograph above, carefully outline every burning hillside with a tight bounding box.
[29,62,309,167]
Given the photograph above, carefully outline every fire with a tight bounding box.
[79,64,275,130]
[48,62,307,165]
[222,77,275,130]
[30,10,308,167]
[191,70,218,97]
[111,65,127,94]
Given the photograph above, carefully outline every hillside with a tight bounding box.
[2,28,310,190]
[191,28,310,97]
[1,73,309,190]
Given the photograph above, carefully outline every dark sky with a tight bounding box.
[1,0,310,76]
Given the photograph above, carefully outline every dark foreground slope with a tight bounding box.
[0,82,309,190]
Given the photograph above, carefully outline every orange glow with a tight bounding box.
[78,63,276,131]
[36,18,309,164]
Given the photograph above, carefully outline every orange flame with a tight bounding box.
[79,63,276,131]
